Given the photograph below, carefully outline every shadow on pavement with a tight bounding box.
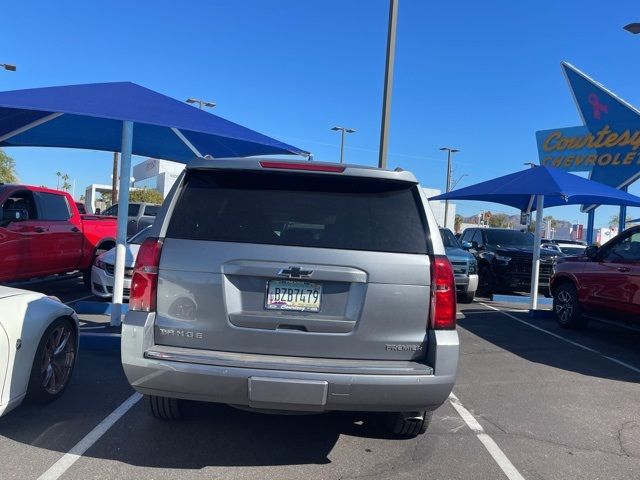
[87,401,405,469]
[459,304,640,384]
[0,346,409,470]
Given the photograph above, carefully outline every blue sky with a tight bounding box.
[2,0,640,227]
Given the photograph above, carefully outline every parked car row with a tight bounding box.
[1,161,461,439]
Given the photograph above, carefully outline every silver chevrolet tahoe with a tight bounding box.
[121,158,459,437]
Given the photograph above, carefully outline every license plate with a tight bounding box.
[265,280,322,312]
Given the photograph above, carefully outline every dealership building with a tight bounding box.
[84,158,184,213]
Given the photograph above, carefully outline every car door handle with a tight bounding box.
[617,266,631,272]
[71,227,80,232]
[34,227,46,233]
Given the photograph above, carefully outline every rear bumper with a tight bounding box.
[121,312,459,413]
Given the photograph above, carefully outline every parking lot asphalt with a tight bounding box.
[1,279,640,480]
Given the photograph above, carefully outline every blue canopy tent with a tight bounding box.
[431,166,640,312]
[0,82,308,324]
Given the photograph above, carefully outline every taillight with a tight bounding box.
[130,237,163,312]
[430,255,457,329]
[259,161,346,173]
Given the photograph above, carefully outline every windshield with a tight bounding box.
[128,226,152,245]
[439,229,460,248]
[485,229,534,247]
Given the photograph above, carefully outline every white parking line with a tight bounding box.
[63,294,95,305]
[449,393,526,480]
[479,302,640,374]
[37,393,142,480]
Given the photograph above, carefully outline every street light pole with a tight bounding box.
[1,64,16,72]
[186,98,216,110]
[440,147,459,229]
[378,0,398,169]
[331,126,356,163]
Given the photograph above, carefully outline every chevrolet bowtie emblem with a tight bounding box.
[277,267,313,279]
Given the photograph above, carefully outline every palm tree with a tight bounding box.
[56,171,62,189]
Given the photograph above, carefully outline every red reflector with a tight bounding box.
[130,237,163,312]
[430,256,457,329]
[259,161,345,173]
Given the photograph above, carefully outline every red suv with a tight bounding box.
[550,226,640,328]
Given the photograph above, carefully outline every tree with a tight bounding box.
[543,215,557,229]
[129,188,164,204]
[61,173,71,192]
[454,214,463,234]
[55,171,62,189]
[0,149,18,183]
[609,214,633,228]
[488,213,510,228]
[99,192,112,208]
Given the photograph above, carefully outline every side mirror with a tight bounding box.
[585,245,599,259]
[471,241,483,250]
[461,241,472,250]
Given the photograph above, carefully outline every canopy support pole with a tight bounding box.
[111,120,134,326]
[529,195,544,311]
[586,209,595,244]
[619,186,628,233]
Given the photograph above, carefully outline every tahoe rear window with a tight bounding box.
[167,170,428,254]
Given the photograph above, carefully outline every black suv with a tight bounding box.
[459,228,559,296]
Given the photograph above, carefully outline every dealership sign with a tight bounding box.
[536,63,640,192]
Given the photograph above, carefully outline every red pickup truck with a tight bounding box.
[0,185,117,284]
[550,225,640,328]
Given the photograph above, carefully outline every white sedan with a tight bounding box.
[90,226,151,299]
[0,287,79,417]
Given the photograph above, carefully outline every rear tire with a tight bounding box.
[553,283,586,329]
[385,411,432,438]
[146,395,181,420]
[459,291,475,304]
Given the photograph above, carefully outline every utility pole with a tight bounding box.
[186,98,216,110]
[112,152,119,205]
[440,147,460,229]
[331,126,356,163]
[378,0,398,169]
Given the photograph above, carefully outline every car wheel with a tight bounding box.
[477,265,495,297]
[146,395,181,420]
[385,411,432,438]
[459,291,475,304]
[27,317,77,403]
[553,283,586,329]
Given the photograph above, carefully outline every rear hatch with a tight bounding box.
[154,167,432,361]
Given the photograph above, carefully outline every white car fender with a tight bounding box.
[0,292,78,415]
